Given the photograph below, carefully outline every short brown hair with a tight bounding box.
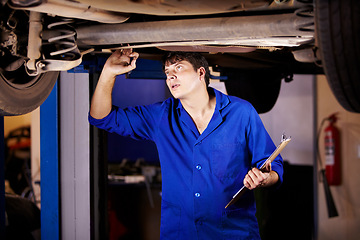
[162,52,210,86]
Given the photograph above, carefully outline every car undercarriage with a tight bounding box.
[0,0,359,115]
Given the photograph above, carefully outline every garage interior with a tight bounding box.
[1,57,360,240]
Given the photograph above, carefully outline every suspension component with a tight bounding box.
[26,16,82,76]
[295,5,314,32]
[290,5,317,63]
[1,10,18,57]
[45,19,80,59]
[27,11,42,70]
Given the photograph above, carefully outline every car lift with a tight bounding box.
[1,116,5,239]
[40,81,60,240]
[0,57,166,240]
[0,83,60,240]
[1,70,92,240]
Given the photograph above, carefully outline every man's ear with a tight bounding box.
[198,67,206,82]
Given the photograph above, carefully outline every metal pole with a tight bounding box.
[0,117,5,239]
[40,81,60,240]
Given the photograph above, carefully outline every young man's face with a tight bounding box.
[164,60,205,100]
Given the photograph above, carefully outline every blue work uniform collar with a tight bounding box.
[176,87,231,143]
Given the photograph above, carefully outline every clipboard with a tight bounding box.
[225,134,291,208]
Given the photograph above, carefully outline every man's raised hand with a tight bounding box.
[104,49,139,77]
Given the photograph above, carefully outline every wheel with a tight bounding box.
[223,69,283,114]
[0,65,58,116]
[0,6,59,116]
[315,0,360,112]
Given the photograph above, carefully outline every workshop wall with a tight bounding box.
[4,113,31,137]
[3,112,34,196]
[260,74,315,166]
[317,75,360,240]
[4,109,41,207]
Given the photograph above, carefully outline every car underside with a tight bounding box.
[0,0,359,115]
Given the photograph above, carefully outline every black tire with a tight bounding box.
[224,69,283,114]
[315,0,360,112]
[1,6,59,116]
[0,66,58,116]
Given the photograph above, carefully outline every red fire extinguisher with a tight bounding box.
[324,113,341,185]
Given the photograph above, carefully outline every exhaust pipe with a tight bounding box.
[75,13,313,46]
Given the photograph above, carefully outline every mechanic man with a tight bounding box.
[89,49,283,239]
